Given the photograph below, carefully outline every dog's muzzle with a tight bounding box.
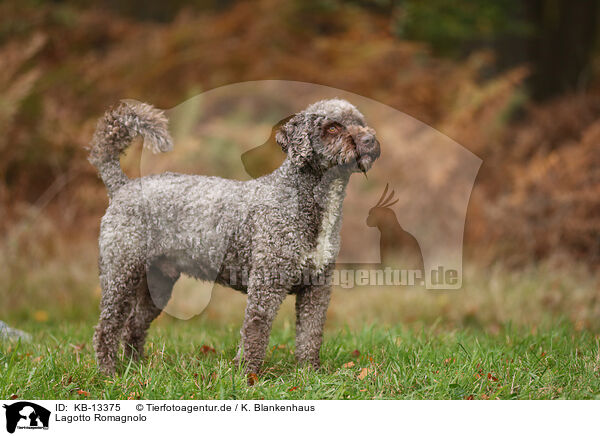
[355,133,380,173]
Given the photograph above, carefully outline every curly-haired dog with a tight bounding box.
[89,99,380,375]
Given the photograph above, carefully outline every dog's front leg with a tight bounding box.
[295,282,332,369]
[237,275,287,375]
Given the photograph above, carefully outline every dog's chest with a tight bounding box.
[300,179,345,272]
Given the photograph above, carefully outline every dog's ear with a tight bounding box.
[276,113,314,167]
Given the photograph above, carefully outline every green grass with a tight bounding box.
[3,234,600,400]
[2,320,600,400]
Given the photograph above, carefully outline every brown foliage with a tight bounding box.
[490,116,600,264]
[1,0,599,267]
[0,1,454,220]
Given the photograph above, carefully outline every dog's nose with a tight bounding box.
[357,133,380,155]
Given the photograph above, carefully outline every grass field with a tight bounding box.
[3,238,600,400]
[2,320,600,400]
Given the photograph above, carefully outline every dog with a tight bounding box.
[89,98,380,376]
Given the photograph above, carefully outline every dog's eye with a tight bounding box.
[327,125,340,134]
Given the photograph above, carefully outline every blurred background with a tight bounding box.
[1,0,599,332]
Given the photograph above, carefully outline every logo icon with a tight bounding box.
[3,402,50,433]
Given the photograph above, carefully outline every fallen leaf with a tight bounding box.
[359,389,367,392]
[70,343,86,352]
[288,386,298,392]
[199,345,216,354]
[357,367,373,380]
[343,361,355,368]
[10,394,18,400]
[481,394,490,400]
[487,373,498,382]
[248,373,259,386]
[465,395,474,400]
[351,350,361,357]
[77,390,89,397]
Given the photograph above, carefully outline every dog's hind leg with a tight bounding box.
[93,264,143,375]
[122,264,178,361]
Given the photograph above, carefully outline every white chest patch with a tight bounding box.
[301,178,346,272]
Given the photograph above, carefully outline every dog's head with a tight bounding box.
[276,99,380,174]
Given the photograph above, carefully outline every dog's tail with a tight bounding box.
[88,100,173,197]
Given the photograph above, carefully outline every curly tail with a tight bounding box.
[88,100,173,197]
